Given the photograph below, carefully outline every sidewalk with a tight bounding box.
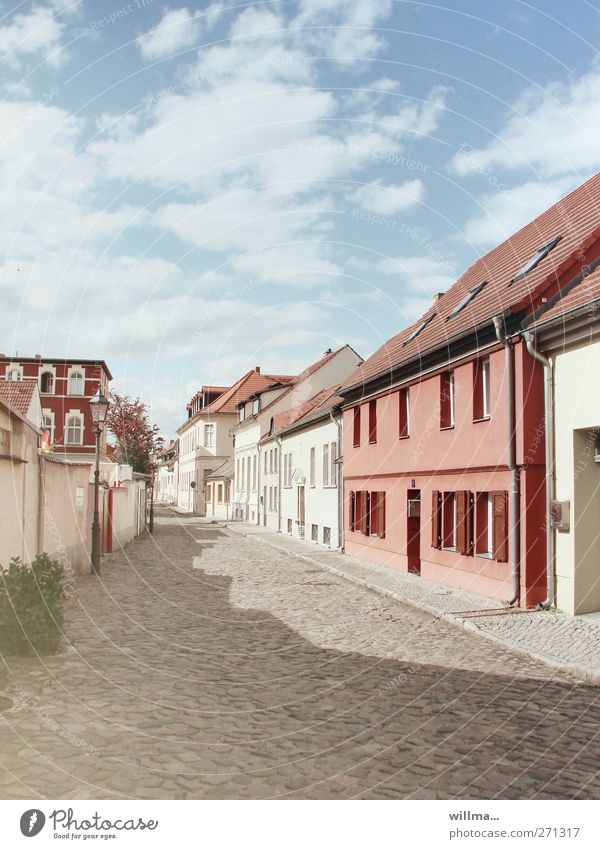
[222,521,600,684]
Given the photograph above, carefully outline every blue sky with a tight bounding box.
[1,0,600,436]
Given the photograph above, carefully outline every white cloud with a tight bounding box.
[350,179,424,214]
[293,0,393,63]
[460,176,580,246]
[138,6,222,61]
[452,69,600,179]
[0,6,66,68]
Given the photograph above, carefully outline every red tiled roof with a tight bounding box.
[527,266,600,329]
[0,378,37,418]
[343,172,600,391]
[201,370,295,416]
[206,456,234,479]
[259,387,335,442]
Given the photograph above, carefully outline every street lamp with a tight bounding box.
[89,389,110,576]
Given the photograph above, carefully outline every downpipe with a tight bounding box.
[523,331,555,609]
[493,315,520,606]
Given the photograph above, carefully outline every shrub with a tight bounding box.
[0,554,66,656]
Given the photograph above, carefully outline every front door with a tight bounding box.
[407,489,421,574]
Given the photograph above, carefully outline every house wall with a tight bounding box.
[259,437,280,531]
[205,479,232,520]
[343,341,547,605]
[40,458,92,575]
[109,478,148,549]
[553,338,600,614]
[0,410,40,566]
[233,420,261,521]
[280,418,341,548]
[177,413,234,513]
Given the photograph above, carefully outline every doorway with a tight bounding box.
[407,489,421,574]
[297,485,305,538]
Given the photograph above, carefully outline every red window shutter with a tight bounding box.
[369,399,377,443]
[456,490,469,555]
[467,491,474,555]
[399,388,409,438]
[364,491,371,535]
[473,360,483,421]
[349,491,355,532]
[440,373,450,429]
[370,491,378,536]
[378,491,386,539]
[492,491,509,562]
[431,490,441,549]
[353,406,361,447]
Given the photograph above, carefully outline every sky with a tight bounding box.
[1,0,600,437]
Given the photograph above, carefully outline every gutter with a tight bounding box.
[329,409,343,550]
[523,332,555,609]
[492,315,520,606]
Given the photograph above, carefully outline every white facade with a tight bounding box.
[261,415,342,547]
[177,413,235,513]
[232,345,362,526]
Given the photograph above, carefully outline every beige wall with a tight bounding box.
[0,409,40,567]
[40,458,93,576]
[554,339,600,614]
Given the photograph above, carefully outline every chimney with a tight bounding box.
[255,366,260,373]
[35,353,42,359]
[324,348,332,356]
[433,292,445,303]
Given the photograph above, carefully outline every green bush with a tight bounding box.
[0,554,66,656]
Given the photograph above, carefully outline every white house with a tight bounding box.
[155,439,179,504]
[176,369,293,514]
[205,457,234,520]
[526,267,600,614]
[232,345,363,528]
[259,388,347,548]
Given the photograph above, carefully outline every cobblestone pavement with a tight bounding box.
[1,521,600,800]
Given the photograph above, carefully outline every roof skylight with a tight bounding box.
[511,236,561,283]
[447,281,487,320]
[404,313,435,344]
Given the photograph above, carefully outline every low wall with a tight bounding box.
[109,479,148,550]
[41,457,93,576]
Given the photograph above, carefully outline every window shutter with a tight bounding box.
[492,491,509,562]
[456,490,469,555]
[467,491,475,555]
[364,491,371,535]
[378,491,386,539]
[431,490,441,549]
[473,360,483,421]
[349,491,355,531]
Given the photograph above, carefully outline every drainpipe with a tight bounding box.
[329,409,343,550]
[523,331,554,609]
[276,435,283,533]
[493,315,520,606]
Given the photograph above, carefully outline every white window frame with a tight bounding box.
[330,441,337,486]
[42,410,55,444]
[69,370,84,396]
[65,412,84,446]
[309,447,315,488]
[323,444,329,487]
[482,358,490,419]
[449,371,455,427]
[40,370,55,394]
[6,365,22,381]
[204,423,215,448]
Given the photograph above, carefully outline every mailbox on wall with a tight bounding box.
[408,498,421,518]
[550,500,570,532]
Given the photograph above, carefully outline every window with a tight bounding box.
[473,358,491,421]
[369,491,386,539]
[511,236,561,282]
[442,492,457,549]
[330,441,337,486]
[239,405,246,423]
[40,371,54,394]
[310,447,315,487]
[323,444,329,486]
[323,527,331,546]
[252,456,257,490]
[351,491,386,538]
[274,485,277,508]
[447,282,487,319]
[42,413,54,445]
[369,399,377,443]
[69,372,84,395]
[269,449,273,474]
[252,398,260,415]
[274,447,278,473]
[66,414,83,445]
[7,367,21,381]
[217,484,223,503]
[269,487,273,511]
[353,405,361,447]
[284,453,293,487]
[264,451,268,474]
[435,490,473,555]
[440,370,455,429]
[204,423,215,447]
[475,493,493,556]
[311,524,318,542]
[287,518,292,534]
[399,387,410,438]
[405,313,435,344]
[236,459,240,488]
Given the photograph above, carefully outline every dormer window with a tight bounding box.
[404,313,435,344]
[239,404,246,423]
[447,282,487,320]
[7,368,21,381]
[252,397,260,415]
[511,236,561,283]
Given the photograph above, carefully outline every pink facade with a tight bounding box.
[343,342,547,606]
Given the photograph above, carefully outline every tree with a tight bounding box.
[106,392,163,474]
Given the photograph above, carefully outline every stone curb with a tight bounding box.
[220,522,600,687]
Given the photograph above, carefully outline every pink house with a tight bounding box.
[341,173,600,606]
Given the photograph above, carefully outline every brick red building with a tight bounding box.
[0,355,112,462]
[340,173,600,606]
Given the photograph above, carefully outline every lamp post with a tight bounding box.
[89,389,110,576]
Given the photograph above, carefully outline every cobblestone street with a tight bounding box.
[1,521,600,800]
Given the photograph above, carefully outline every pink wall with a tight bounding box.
[343,341,547,605]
